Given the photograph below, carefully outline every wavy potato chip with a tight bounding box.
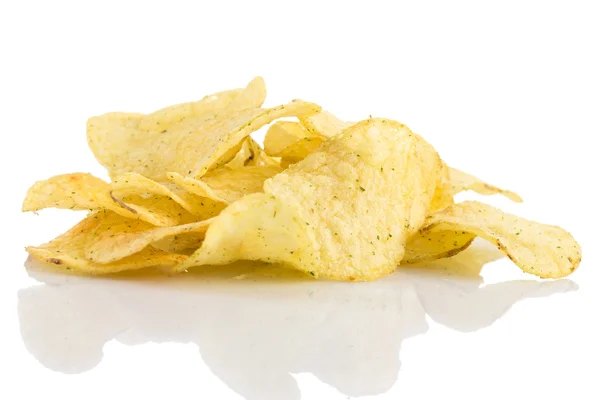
[264,121,326,164]
[111,172,224,218]
[176,119,443,280]
[224,137,254,168]
[168,165,281,205]
[245,138,281,167]
[22,77,582,281]
[26,212,187,274]
[403,229,475,264]
[87,93,320,180]
[413,201,581,278]
[448,167,522,202]
[86,217,214,264]
[299,111,352,138]
[22,173,197,227]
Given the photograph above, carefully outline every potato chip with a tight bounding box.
[264,121,325,163]
[403,229,475,264]
[150,233,206,254]
[176,119,443,280]
[413,201,581,278]
[299,111,352,138]
[85,217,214,264]
[22,173,197,226]
[111,172,224,218]
[168,165,281,204]
[245,138,281,167]
[87,95,320,180]
[139,76,265,131]
[448,167,522,202]
[26,212,187,274]
[224,137,254,168]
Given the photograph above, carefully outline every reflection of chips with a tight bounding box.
[178,119,443,280]
[26,212,187,274]
[22,173,197,226]
[168,165,281,204]
[408,201,581,278]
[87,96,320,180]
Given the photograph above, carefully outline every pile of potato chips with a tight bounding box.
[23,77,581,280]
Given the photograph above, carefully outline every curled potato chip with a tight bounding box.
[22,173,197,226]
[168,165,281,204]
[413,201,581,278]
[245,138,281,167]
[299,111,352,138]
[224,137,254,168]
[176,119,443,280]
[139,89,240,132]
[87,92,320,180]
[150,233,206,254]
[448,167,522,202]
[264,121,325,163]
[26,212,186,274]
[190,100,320,178]
[403,230,475,264]
[85,217,213,264]
[111,173,225,218]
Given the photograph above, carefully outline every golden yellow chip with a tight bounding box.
[177,119,443,280]
[26,212,187,274]
[85,217,213,264]
[111,172,224,218]
[224,137,254,168]
[22,77,582,281]
[168,165,280,205]
[87,95,320,180]
[403,229,475,264]
[299,111,352,138]
[412,201,580,278]
[264,121,325,164]
[448,167,522,202]
[245,138,281,167]
[22,173,197,226]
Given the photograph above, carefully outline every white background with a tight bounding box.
[1,1,598,399]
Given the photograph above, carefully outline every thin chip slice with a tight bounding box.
[87,98,320,180]
[111,173,225,218]
[413,201,581,278]
[86,217,214,264]
[428,162,455,213]
[245,138,281,167]
[225,137,254,168]
[264,121,316,155]
[138,89,238,132]
[403,230,475,264]
[175,119,443,280]
[448,167,522,202]
[264,121,325,162]
[26,212,186,274]
[151,233,206,254]
[138,76,265,132]
[168,165,281,204]
[22,173,196,226]
[299,111,352,138]
[191,100,320,178]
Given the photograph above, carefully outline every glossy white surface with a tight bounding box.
[2,1,598,399]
